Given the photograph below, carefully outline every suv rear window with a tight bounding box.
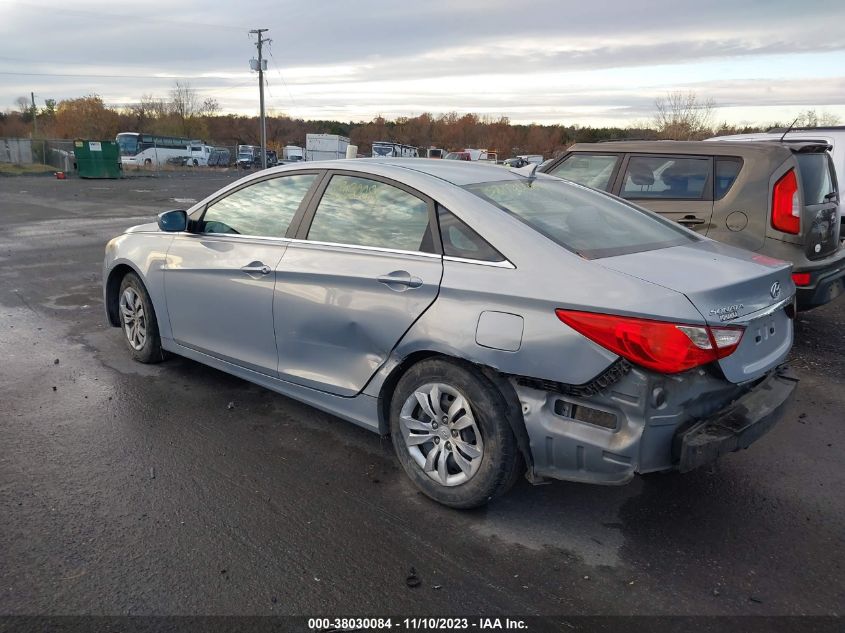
[621,156,711,200]
[796,153,837,204]
[715,157,743,199]
[465,178,695,259]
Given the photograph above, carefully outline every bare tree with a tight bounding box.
[653,91,716,140]
[171,81,198,118]
[795,109,841,127]
[199,98,220,118]
[15,95,30,116]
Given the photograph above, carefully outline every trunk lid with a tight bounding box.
[598,240,794,383]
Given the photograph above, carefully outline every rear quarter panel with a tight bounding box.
[366,231,707,396]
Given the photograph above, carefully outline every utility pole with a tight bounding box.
[250,28,269,169]
[31,92,37,137]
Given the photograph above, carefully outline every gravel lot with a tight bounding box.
[1,172,843,619]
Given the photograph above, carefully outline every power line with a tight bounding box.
[266,44,297,107]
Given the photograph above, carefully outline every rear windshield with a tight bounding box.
[796,153,837,204]
[465,178,696,259]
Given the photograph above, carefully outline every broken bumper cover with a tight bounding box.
[513,363,798,485]
[673,366,798,473]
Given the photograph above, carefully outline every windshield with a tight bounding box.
[116,134,138,157]
[796,153,838,204]
[465,178,696,259]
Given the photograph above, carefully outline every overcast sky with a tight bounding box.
[2,0,844,126]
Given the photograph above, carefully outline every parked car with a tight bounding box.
[103,159,797,508]
[708,126,845,229]
[503,157,530,168]
[542,140,843,310]
[236,145,261,169]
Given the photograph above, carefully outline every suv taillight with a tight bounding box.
[772,169,800,234]
[555,310,744,374]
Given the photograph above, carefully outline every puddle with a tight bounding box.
[469,481,643,567]
[44,284,102,311]
[83,329,165,377]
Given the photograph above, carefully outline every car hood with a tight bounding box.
[125,222,160,234]
[597,239,794,324]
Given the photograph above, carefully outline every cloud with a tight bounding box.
[1,0,844,125]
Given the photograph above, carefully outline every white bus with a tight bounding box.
[116,132,209,167]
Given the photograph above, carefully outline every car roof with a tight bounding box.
[567,140,795,157]
[278,157,533,186]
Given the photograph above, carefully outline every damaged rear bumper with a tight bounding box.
[512,363,798,485]
[673,366,798,472]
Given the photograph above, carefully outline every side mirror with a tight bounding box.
[157,209,188,232]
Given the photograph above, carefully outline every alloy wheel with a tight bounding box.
[119,287,147,351]
[399,383,484,486]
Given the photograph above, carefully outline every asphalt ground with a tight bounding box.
[0,172,843,622]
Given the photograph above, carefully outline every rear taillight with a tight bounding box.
[555,310,744,374]
[791,272,811,286]
[772,169,800,234]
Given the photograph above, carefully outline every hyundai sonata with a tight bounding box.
[103,159,798,508]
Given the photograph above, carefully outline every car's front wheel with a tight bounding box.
[118,272,165,364]
[390,358,522,508]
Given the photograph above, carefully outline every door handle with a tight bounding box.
[241,262,272,275]
[678,215,705,226]
[377,271,423,290]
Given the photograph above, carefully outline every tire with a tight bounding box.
[117,272,165,364]
[192,159,198,167]
[390,358,521,509]
[144,158,152,167]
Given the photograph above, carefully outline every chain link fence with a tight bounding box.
[0,138,265,177]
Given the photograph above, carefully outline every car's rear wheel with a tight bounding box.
[390,358,521,508]
[118,272,164,364]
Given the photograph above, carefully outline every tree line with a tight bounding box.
[1,84,838,159]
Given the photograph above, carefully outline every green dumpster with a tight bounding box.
[74,139,122,178]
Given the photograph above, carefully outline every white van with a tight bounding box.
[187,143,213,167]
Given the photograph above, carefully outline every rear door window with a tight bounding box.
[621,156,711,200]
[796,153,837,204]
[715,157,743,199]
[550,154,620,191]
[307,175,435,252]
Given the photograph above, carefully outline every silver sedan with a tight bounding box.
[104,159,798,508]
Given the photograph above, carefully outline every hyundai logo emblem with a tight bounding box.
[770,281,781,299]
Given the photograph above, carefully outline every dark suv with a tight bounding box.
[541,140,843,309]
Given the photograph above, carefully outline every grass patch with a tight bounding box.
[0,163,60,176]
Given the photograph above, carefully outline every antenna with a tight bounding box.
[780,116,801,142]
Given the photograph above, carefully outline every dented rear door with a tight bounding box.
[272,172,443,397]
